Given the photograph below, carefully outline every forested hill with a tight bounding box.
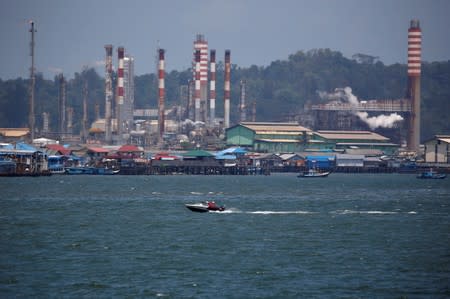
[0,49,449,141]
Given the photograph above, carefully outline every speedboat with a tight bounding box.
[297,168,330,178]
[185,201,225,213]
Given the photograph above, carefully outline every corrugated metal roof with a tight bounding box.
[0,128,30,137]
[437,136,450,144]
[316,130,389,141]
[336,142,398,146]
[257,139,300,143]
[241,122,311,133]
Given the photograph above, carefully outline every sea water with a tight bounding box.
[0,173,449,298]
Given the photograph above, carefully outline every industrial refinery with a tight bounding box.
[21,20,421,153]
[2,18,447,177]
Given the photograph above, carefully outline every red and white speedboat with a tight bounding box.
[185,201,225,213]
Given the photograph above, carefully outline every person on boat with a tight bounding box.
[207,201,217,209]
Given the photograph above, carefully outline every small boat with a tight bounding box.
[65,166,120,175]
[185,201,226,213]
[297,168,330,178]
[417,169,447,179]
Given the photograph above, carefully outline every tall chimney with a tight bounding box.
[104,44,113,144]
[194,49,201,122]
[42,112,49,133]
[187,80,194,120]
[224,50,231,128]
[82,81,88,143]
[58,73,66,140]
[117,46,125,143]
[158,49,165,139]
[28,20,36,141]
[239,79,246,122]
[209,49,216,125]
[66,107,73,135]
[407,20,421,152]
[193,34,208,122]
[252,100,256,122]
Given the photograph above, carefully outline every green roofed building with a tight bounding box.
[225,122,312,153]
[226,122,399,155]
[310,130,399,155]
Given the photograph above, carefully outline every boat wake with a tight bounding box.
[248,211,315,215]
[330,210,417,215]
[208,209,418,215]
[209,209,315,214]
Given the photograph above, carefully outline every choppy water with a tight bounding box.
[1,173,449,298]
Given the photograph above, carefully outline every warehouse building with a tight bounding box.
[423,135,450,163]
[225,122,312,153]
[310,130,399,155]
[226,123,399,155]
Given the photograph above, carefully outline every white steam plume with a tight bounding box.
[318,87,404,130]
[356,111,404,130]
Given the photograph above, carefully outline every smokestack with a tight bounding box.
[224,50,231,128]
[117,46,125,143]
[104,44,113,144]
[209,49,216,125]
[194,49,201,122]
[29,20,36,141]
[187,80,194,120]
[252,100,256,122]
[95,103,100,120]
[193,34,208,122]
[158,49,165,139]
[66,107,73,135]
[239,80,246,122]
[58,74,66,140]
[407,19,421,152]
[42,112,49,133]
[82,81,88,143]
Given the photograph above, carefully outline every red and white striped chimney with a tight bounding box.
[194,49,201,122]
[209,49,216,125]
[117,46,125,142]
[407,20,422,152]
[408,20,421,77]
[158,48,165,138]
[193,34,208,122]
[224,50,231,128]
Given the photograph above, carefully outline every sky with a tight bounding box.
[1,0,449,80]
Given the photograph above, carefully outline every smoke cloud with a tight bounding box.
[318,87,403,129]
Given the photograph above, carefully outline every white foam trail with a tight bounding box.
[332,210,398,215]
[190,192,203,195]
[248,211,314,215]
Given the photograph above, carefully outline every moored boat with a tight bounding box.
[65,166,119,175]
[417,169,446,179]
[297,168,330,178]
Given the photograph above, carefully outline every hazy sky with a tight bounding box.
[1,0,449,79]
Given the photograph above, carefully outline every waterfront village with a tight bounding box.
[1,122,449,177]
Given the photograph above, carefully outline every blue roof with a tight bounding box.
[15,142,37,151]
[216,147,247,156]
